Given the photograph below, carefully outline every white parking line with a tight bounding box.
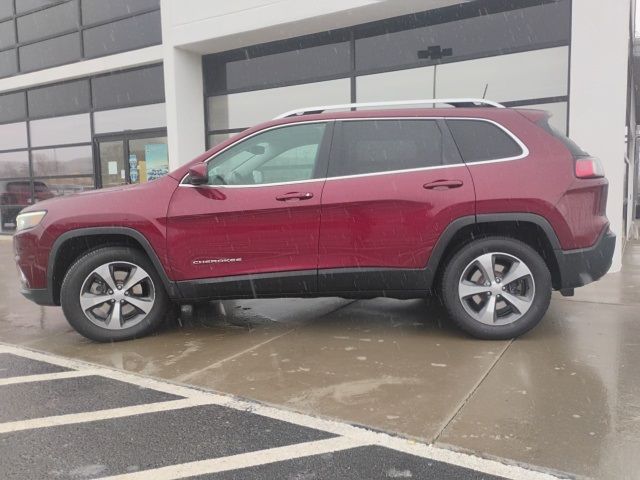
[99,436,366,480]
[0,397,214,434]
[0,343,563,480]
[0,369,94,386]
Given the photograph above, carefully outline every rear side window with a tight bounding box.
[447,119,524,163]
[536,117,588,159]
[330,119,455,177]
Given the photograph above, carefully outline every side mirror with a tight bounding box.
[188,162,208,185]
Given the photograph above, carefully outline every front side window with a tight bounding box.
[206,123,327,186]
[330,119,449,178]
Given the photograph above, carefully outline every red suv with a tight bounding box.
[13,99,615,342]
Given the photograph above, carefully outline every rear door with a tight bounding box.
[318,118,475,293]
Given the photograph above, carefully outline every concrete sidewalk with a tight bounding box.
[0,236,639,479]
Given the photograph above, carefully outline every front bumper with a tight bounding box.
[20,287,55,306]
[556,228,616,289]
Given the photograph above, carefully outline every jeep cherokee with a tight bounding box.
[13,99,615,342]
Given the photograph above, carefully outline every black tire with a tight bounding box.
[60,246,170,342]
[440,237,552,340]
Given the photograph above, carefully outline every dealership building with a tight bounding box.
[0,0,636,271]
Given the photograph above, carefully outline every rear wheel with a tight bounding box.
[60,247,169,342]
[441,237,551,339]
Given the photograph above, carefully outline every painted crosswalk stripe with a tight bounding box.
[98,436,366,480]
[0,397,214,434]
[0,369,94,386]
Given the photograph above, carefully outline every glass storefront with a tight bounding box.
[0,64,167,233]
[203,0,572,147]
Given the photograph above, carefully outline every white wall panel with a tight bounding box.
[209,79,351,130]
[435,47,569,102]
[94,103,166,134]
[356,67,435,103]
[570,0,631,271]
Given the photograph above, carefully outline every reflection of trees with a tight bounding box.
[31,148,92,177]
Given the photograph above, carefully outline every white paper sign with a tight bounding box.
[108,161,117,175]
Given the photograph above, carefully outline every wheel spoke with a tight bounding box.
[478,295,497,324]
[475,253,496,284]
[124,296,153,314]
[79,294,112,312]
[123,267,150,292]
[501,291,532,315]
[93,264,117,292]
[501,261,532,286]
[105,301,122,329]
[459,282,489,299]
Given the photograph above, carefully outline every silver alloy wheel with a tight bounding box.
[79,261,155,330]
[458,252,535,326]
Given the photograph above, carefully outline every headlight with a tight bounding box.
[15,211,47,232]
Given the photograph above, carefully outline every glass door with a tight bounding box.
[96,131,168,188]
[98,140,126,188]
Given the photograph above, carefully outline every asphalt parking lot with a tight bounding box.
[0,345,556,480]
[1,238,640,479]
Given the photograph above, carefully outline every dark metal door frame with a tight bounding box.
[93,128,167,188]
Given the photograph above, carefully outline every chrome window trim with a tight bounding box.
[179,116,528,189]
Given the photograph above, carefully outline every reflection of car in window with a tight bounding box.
[1,180,54,229]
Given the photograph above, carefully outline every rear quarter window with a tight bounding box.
[446,119,524,163]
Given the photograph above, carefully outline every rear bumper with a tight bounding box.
[556,228,616,289]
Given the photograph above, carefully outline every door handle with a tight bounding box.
[276,192,314,201]
[423,180,464,190]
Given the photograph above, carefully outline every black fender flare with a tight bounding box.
[425,213,562,285]
[48,227,179,303]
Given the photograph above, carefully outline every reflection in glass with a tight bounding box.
[83,11,161,58]
[81,0,159,26]
[354,1,570,72]
[0,151,29,179]
[205,34,351,94]
[0,49,18,78]
[91,65,164,111]
[208,79,350,130]
[0,122,28,150]
[0,20,16,50]
[31,146,93,177]
[93,103,166,134]
[30,113,91,147]
[128,136,168,183]
[19,32,81,72]
[28,80,90,119]
[17,1,79,44]
[0,179,32,232]
[99,140,125,188]
[0,91,27,124]
[37,176,94,197]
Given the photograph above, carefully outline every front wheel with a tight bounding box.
[60,247,170,342]
[440,237,552,340]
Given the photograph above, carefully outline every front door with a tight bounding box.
[318,118,476,292]
[167,122,332,298]
[96,132,169,188]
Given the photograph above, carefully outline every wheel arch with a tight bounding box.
[427,214,563,290]
[48,227,178,305]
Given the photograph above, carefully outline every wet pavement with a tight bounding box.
[1,236,639,479]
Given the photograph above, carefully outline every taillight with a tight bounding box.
[575,157,605,179]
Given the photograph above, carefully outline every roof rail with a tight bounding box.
[274,98,505,119]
